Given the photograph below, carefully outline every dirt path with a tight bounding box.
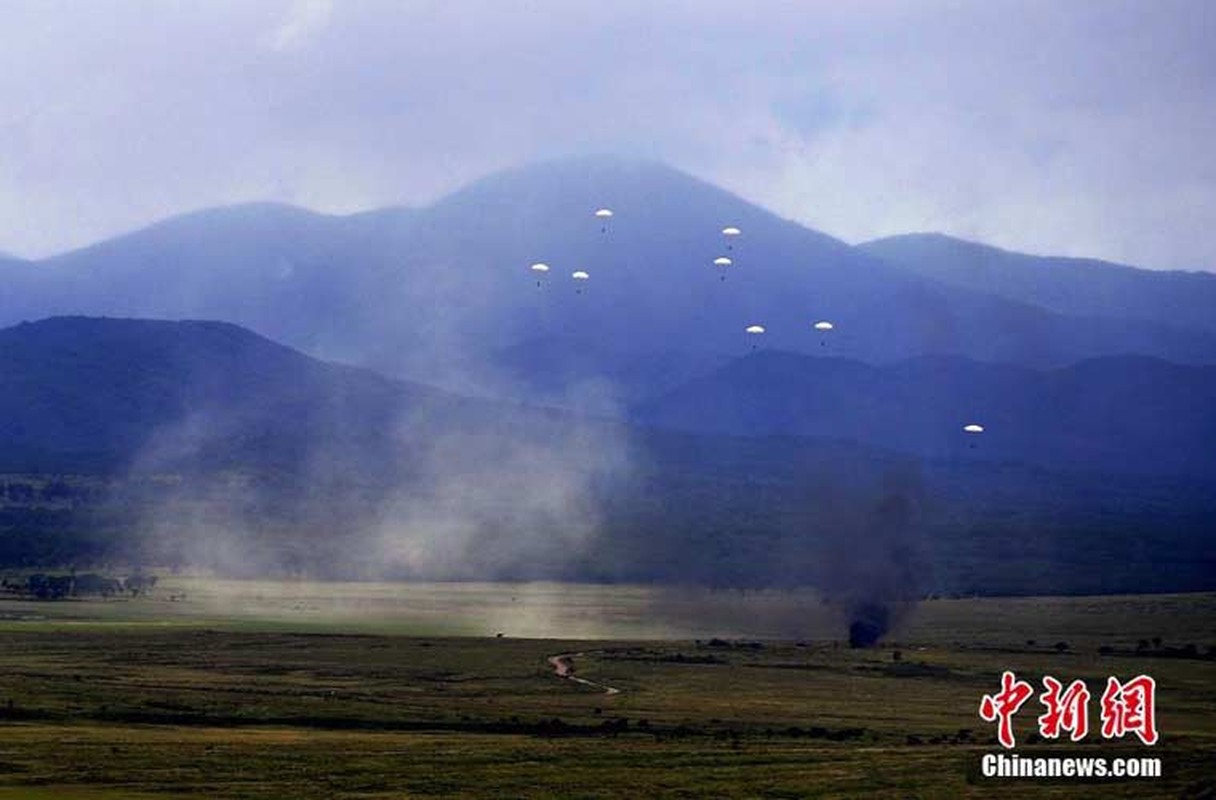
[546,652,621,695]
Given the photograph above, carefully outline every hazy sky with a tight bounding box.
[1,0,1213,270]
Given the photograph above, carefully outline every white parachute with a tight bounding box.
[713,256,734,281]
[812,320,835,347]
[722,225,741,251]
[530,262,550,287]
[745,323,765,349]
[963,424,985,434]
[595,208,613,234]
[572,270,590,280]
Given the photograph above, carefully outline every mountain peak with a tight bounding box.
[5,160,1216,377]
[431,154,798,232]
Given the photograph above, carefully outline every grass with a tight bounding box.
[0,581,1212,797]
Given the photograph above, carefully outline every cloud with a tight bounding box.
[264,0,333,52]
[0,0,1211,270]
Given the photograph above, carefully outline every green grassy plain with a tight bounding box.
[0,580,1212,798]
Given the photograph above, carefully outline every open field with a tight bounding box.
[0,581,1213,797]
[6,575,1216,646]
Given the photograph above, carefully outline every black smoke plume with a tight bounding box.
[848,602,890,648]
[824,464,927,647]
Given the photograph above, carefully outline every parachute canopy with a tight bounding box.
[530,263,550,273]
[594,208,614,218]
[814,321,834,331]
[713,257,733,266]
[745,325,766,334]
[963,424,985,434]
[572,270,590,280]
[722,226,742,236]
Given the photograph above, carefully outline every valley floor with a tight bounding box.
[0,581,1212,798]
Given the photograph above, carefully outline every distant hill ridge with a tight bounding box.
[1,315,1213,594]
[633,348,1216,479]
[861,232,1216,336]
[0,315,458,472]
